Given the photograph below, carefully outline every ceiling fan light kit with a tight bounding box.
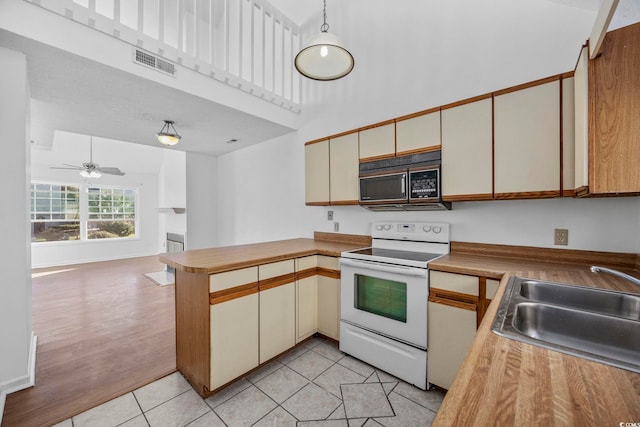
[80,169,102,179]
[50,136,125,178]
[295,0,354,81]
[156,120,182,146]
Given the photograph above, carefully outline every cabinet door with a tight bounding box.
[562,76,575,196]
[359,123,395,161]
[297,276,318,343]
[574,46,589,192]
[396,110,441,155]
[317,276,340,340]
[259,282,296,363]
[494,80,560,197]
[305,140,330,205]
[427,301,476,390]
[330,133,359,204]
[210,293,259,390]
[590,23,640,193]
[441,98,493,201]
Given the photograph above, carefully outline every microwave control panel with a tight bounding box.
[409,169,440,200]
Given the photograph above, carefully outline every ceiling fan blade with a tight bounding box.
[62,163,83,168]
[98,167,125,176]
[50,166,83,170]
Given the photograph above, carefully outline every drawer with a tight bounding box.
[259,259,295,280]
[430,271,479,296]
[317,255,339,270]
[295,255,318,271]
[210,266,258,293]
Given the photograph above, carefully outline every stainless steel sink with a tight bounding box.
[492,276,640,373]
[518,279,640,321]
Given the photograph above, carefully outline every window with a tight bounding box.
[30,182,138,242]
[31,183,80,242]
[87,187,136,239]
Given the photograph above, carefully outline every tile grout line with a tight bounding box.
[129,391,151,427]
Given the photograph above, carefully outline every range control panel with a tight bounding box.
[371,221,450,243]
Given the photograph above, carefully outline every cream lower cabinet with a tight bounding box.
[428,301,476,390]
[259,260,296,363]
[317,256,340,340]
[209,266,260,390]
[295,256,318,343]
[210,293,259,390]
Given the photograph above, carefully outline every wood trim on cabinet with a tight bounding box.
[209,282,259,305]
[559,77,564,196]
[575,185,590,197]
[442,193,493,202]
[449,241,638,269]
[493,75,561,97]
[306,201,331,206]
[295,268,317,281]
[493,190,561,200]
[317,267,340,279]
[313,232,371,246]
[478,277,487,327]
[330,200,359,206]
[428,295,477,312]
[429,287,479,305]
[358,119,396,132]
[636,254,640,272]
[395,146,441,157]
[441,93,493,111]
[305,137,328,146]
[562,189,577,197]
[561,71,575,79]
[175,270,211,397]
[491,95,495,198]
[359,153,396,163]
[329,128,360,140]
[258,273,296,291]
[395,106,441,122]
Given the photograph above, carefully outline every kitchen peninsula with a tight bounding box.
[160,232,370,397]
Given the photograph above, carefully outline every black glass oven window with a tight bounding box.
[360,173,406,201]
[354,274,407,323]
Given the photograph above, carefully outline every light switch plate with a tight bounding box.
[328,210,333,220]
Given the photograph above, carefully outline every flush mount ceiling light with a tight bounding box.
[294,0,354,81]
[156,120,182,146]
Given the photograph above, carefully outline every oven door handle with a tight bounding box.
[340,258,427,278]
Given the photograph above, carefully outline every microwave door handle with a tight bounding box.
[401,174,406,195]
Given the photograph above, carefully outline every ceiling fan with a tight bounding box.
[51,136,125,178]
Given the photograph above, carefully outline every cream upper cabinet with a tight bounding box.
[441,97,493,200]
[359,123,395,161]
[562,76,576,196]
[330,133,359,204]
[305,140,330,205]
[494,80,560,197]
[396,110,441,155]
[574,46,589,192]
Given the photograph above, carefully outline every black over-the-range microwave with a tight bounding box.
[358,152,451,211]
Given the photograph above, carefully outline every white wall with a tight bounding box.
[185,152,218,250]
[158,150,187,253]
[0,47,34,419]
[216,1,640,254]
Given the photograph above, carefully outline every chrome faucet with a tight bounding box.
[590,266,640,286]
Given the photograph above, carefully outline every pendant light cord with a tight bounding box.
[321,0,329,32]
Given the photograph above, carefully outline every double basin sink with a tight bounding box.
[492,276,640,373]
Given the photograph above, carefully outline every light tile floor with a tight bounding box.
[53,337,445,427]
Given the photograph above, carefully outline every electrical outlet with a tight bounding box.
[334,222,339,232]
[554,228,568,246]
[328,210,333,220]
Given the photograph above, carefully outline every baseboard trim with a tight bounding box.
[0,332,37,425]
[31,251,160,269]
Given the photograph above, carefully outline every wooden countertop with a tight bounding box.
[159,233,370,274]
[429,252,640,426]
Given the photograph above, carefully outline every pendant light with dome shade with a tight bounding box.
[156,120,182,146]
[294,0,354,81]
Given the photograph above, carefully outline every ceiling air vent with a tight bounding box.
[133,49,176,77]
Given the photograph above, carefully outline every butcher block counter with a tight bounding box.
[429,243,640,426]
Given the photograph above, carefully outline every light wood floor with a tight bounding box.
[2,256,176,427]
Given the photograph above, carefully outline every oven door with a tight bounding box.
[340,257,428,348]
